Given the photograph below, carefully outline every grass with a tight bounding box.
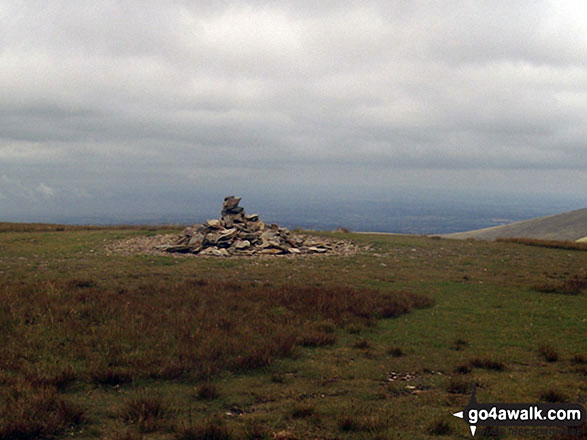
[119,391,169,432]
[496,237,587,251]
[195,383,219,401]
[538,344,559,362]
[0,226,586,438]
[532,274,587,295]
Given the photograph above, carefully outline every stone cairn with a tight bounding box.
[160,196,330,256]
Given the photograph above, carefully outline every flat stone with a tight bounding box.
[205,219,222,228]
[223,196,241,210]
[259,248,283,255]
[165,245,192,253]
[247,220,265,232]
[238,232,259,241]
[204,232,221,245]
[308,246,327,253]
[199,247,229,257]
[234,240,251,250]
[244,213,259,222]
[287,247,301,254]
[188,232,205,247]
[219,228,238,240]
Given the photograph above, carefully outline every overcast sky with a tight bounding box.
[1,1,586,221]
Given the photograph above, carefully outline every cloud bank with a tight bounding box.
[1,1,585,220]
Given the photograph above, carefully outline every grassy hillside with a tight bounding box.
[0,226,585,439]
[442,208,587,241]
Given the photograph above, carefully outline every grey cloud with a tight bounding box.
[0,0,586,220]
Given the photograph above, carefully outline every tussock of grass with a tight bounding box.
[446,378,471,394]
[540,389,568,403]
[196,383,218,401]
[533,275,587,295]
[119,391,169,432]
[109,429,145,440]
[538,344,559,362]
[387,346,404,357]
[290,404,316,419]
[297,331,336,347]
[427,418,453,436]
[90,367,133,387]
[470,358,505,371]
[454,364,472,374]
[572,354,587,364]
[452,338,469,351]
[0,384,85,438]
[339,415,362,432]
[176,418,233,440]
[26,366,77,390]
[242,420,271,440]
[353,339,370,349]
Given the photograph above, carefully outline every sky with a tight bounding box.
[1,1,586,223]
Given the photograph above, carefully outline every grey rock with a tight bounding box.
[204,232,221,245]
[222,196,241,211]
[165,245,192,253]
[219,228,238,240]
[234,240,251,250]
[188,233,205,247]
[205,219,222,228]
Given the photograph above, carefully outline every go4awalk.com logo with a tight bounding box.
[452,387,585,437]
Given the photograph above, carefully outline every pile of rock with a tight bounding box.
[158,196,336,256]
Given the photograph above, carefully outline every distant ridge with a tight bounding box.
[442,208,587,241]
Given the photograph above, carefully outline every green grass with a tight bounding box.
[0,227,585,439]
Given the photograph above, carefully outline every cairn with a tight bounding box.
[160,196,331,256]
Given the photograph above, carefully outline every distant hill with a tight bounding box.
[442,208,587,241]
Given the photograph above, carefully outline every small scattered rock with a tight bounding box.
[106,196,362,258]
[159,196,358,257]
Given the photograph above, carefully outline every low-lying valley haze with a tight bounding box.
[1,1,586,231]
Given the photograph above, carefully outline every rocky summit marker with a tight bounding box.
[157,196,346,256]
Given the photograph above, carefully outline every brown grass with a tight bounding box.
[290,404,316,419]
[353,339,370,349]
[538,344,559,362]
[0,222,183,233]
[454,364,472,374]
[0,384,85,438]
[0,279,430,382]
[446,379,471,394]
[452,338,469,351]
[497,237,587,251]
[119,391,169,432]
[0,277,432,434]
[533,275,587,295]
[387,346,404,357]
[196,383,218,401]
[427,418,453,436]
[540,389,569,403]
[470,358,505,371]
[176,418,233,440]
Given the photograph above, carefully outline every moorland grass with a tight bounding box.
[0,227,585,438]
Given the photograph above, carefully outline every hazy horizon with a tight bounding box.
[1,1,586,225]
[1,189,584,235]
